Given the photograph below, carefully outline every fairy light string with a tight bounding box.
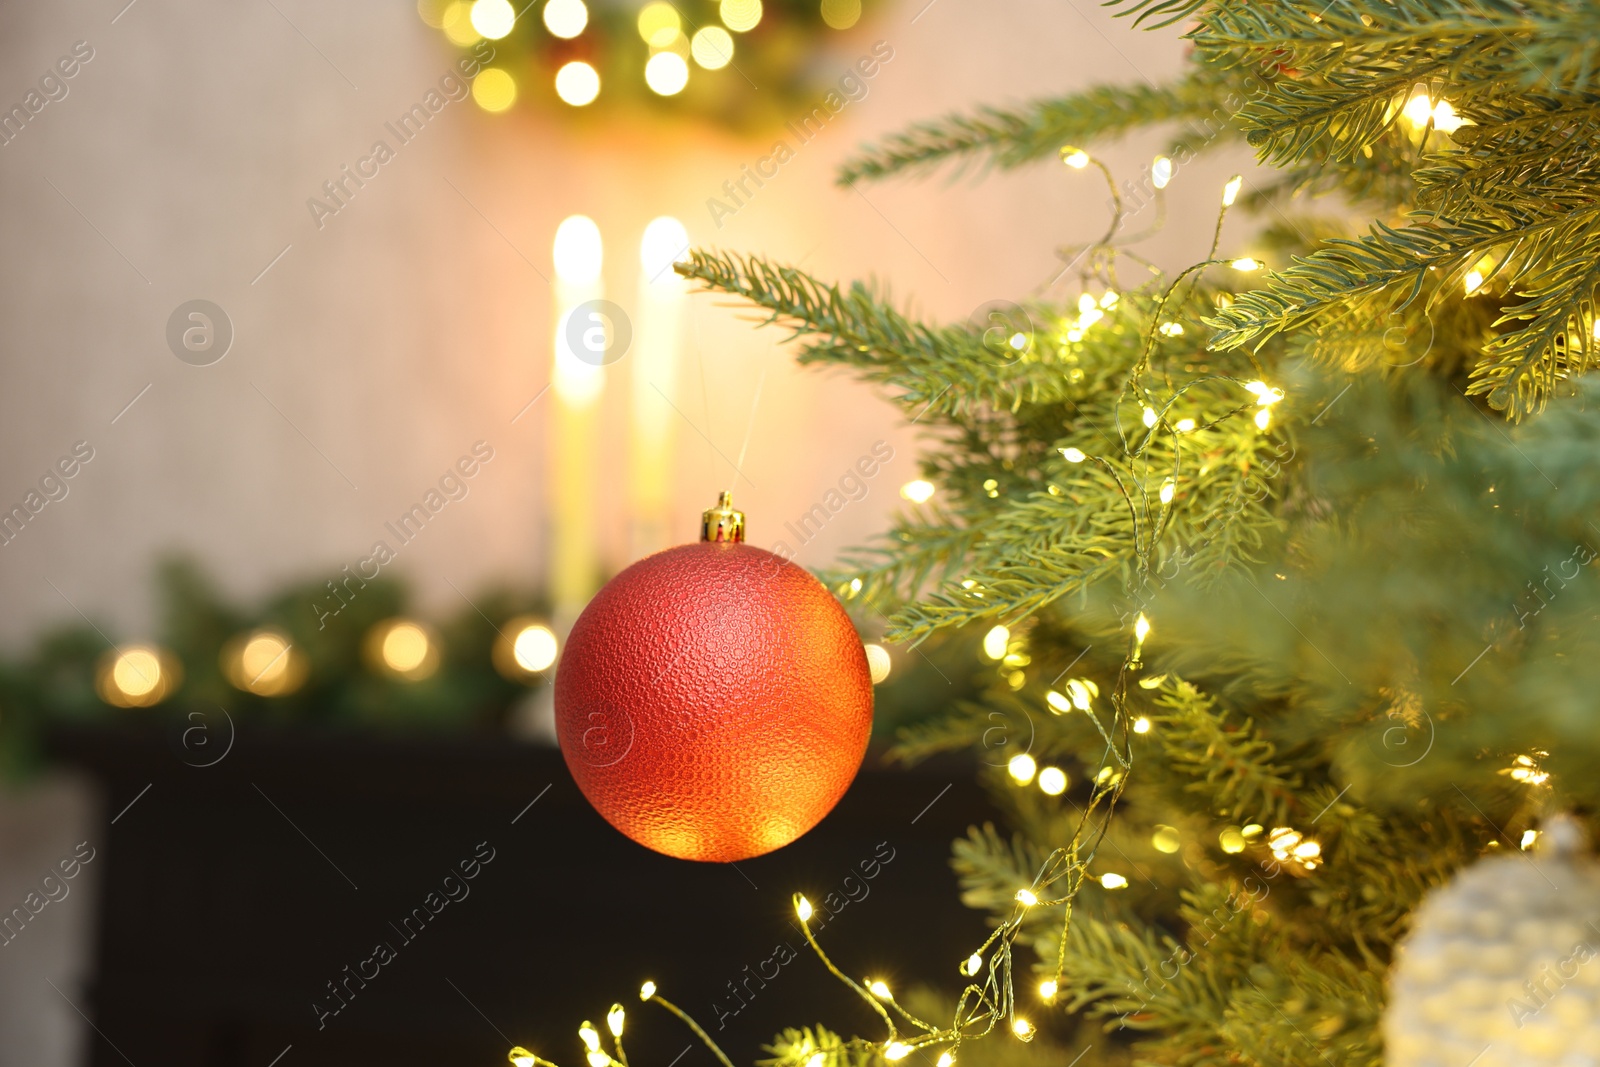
[505,154,1292,1067]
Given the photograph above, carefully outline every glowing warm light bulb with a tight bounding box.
[864,643,892,685]
[1060,447,1086,463]
[1134,614,1151,643]
[645,51,690,95]
[982,625,1010,660]
[580,1024,601,1052]
[1037,767,1067,796]
[607,1005,625,1037]
[1045,690,1071,713]
[805,1055,825,1067]
[901,479,935,503]
[1151,155,1173,189]
[1008,754,1037,785]
[470,0,516,38]
[1255,408,1272,431]
[1151,826,1181,853]
[1220,828,1247,853]
[795,894,814,921]
[1100,872,1130,889]
[1464,268,1485,295]
[510,1048,537,1067]
[1521,829,1539,850]
[1133,716,1152,734]
[884,1044,911,1061]
[691,26,735,68]
[543,0,588,38]
[1060,146,1089,169]
[720,0,763,32]
[1159,479,1176,505]
[1222,175,1243,206]
[1012,1019,1034,1039]
[473,67,517,110]
[555,61,601,105]
[1142,407,1157,428]
[868,979,892,999]
[936,1054,954,1067]
[587,1054,609,1067]
[1015,888,1039,906]
[1231,257,1261,271]
[1175,418,1196,432]
[639,981,657,1000]
[963,953,983,976]
[1038,979,1058,999]
[1158,321,1185,337]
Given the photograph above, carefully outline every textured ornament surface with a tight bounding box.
[554,542,874,862]
[1385,821,1600,1067]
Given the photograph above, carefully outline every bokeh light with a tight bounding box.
[820,0,861,28]
[96,645,180,708]
[441,1,482,44]
[637,2,681,46]
[720,0,763,32]
[417,0,453,27]
[366,619,440,682]
[644,52,690,96]
[555,60,601,105]
[639,216,690,278]
[543,0,589,38]
[493,617,560,681]
[553,215,603,284]
[469,0,517,39]
[691,26,735,69]
[473,68,518,111]
[222,629,307,697]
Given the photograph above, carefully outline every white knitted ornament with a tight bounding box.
[1385,816,1600,1067]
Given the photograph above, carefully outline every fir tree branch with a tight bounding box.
[836,80,1212,185]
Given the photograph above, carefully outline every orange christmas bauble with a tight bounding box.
[554,503,873,862]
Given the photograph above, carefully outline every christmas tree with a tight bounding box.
[529,2,1600,1066]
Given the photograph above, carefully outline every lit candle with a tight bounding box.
[551,215,605,624]
[631,217,689,558]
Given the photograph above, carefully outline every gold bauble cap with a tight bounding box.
[701,491,745,544]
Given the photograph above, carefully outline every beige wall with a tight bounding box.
[0,0,1246,646]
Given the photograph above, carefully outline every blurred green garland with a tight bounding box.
[0,557,968,777]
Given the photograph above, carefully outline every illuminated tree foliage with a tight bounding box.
[577,3,1600,1066]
